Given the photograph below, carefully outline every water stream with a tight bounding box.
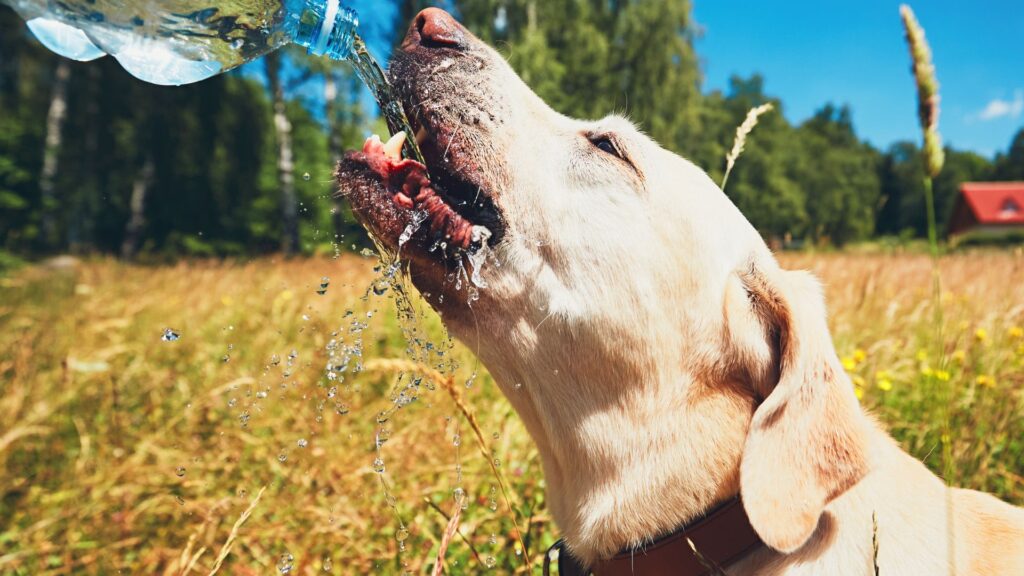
[348,34,426,165]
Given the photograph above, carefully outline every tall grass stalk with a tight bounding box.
[363,358,532,572]
[901,4,955,570]
[721,103,773,191]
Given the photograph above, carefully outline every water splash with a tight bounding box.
[277,553,294,574]
[398,210,428,252]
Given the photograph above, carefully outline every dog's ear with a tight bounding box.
[737,265,871,553]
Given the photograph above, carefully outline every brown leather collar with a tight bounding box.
[546,498,763,576]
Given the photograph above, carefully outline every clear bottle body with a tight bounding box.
[3,0,358,85]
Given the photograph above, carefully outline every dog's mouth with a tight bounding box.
[338,103,504,260]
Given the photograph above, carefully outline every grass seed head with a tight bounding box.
[900,4,945,177]
[722,103,774,190]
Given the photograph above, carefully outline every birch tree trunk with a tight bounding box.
[324,70,346,242]
[120,156,154,260]
[265,52,299,255]
[40,60,70,250]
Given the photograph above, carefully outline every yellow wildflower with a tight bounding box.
[920,367,934,378]
[853,349,867,363]
[951,350,966,364]
[221,295,235,306]
[841,356,857,371]
[854,386,864,400]
[975,375,995,387]
[877,378,893,392]
[916,349,928,362]
[974,328,988,342]
[1008,326,1023,340]
[853,376,866,388]
[935,370,950,382]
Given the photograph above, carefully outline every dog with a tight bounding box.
[336,8,1024,575]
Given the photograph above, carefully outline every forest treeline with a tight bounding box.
[1,1,1022,259]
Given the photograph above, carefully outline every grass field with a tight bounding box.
[1,251,1023,575]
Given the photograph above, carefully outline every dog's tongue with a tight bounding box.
[361,133,477,251]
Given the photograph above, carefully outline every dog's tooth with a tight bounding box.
[471,226,492,245]
[383,132,407,160]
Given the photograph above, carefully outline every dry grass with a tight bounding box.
[1,251,1023,574]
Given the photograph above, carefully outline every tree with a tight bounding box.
[38,60,69,250]
[992,128,1024,181]
[265,51,300,256]
[796,104,881,246]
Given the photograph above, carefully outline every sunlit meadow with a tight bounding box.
[1,250,1023,574]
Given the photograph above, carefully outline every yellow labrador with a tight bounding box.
[337,8,1024,575]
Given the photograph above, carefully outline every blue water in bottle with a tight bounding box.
[2,0,359,85]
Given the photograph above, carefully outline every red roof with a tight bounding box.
[959,182,1024,225]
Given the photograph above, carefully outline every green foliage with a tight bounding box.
[0,2,1021,258]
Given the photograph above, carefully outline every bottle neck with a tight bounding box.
[287,0,358,60]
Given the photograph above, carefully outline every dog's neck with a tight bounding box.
[451,290,758,564]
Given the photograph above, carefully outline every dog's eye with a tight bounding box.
[590,136,622,158]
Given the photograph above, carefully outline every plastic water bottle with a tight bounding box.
[3,0,359,85]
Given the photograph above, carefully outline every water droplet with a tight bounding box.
[334,403,349,415]
[372,280,389,296]
[396,527,409,542]
[227,398,237,407]
[398,210,428,248]
[453,486,465,503]
[372,457,385,473]
[230,38,244,50]
[162,328,180,342]
[488,533,497,545]
[317,277,330,295]
[278,452,288,463]
[492,458,501,468]
[237,488,247,498]
[297,438,308,448]
[492,432,500,440]
[327,386,338,398]
[485,556,496,568]
[303,172,311,181]
[221,354,230,363]
[175,466,186,477]
[277,553,294,574]
[270,354,281,365]
[452,434,461,447]
[322,556,332,571]
[360,247,376,257]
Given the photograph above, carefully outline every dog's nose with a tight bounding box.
[411,8,465,48]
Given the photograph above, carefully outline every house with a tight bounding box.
[948,182,1024,238]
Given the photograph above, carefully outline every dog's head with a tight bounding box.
[338,8,871,558]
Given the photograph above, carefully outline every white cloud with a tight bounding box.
[978,90,1024,121]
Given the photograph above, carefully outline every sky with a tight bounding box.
[249,0,1022,158]
[692,0,1024,157]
